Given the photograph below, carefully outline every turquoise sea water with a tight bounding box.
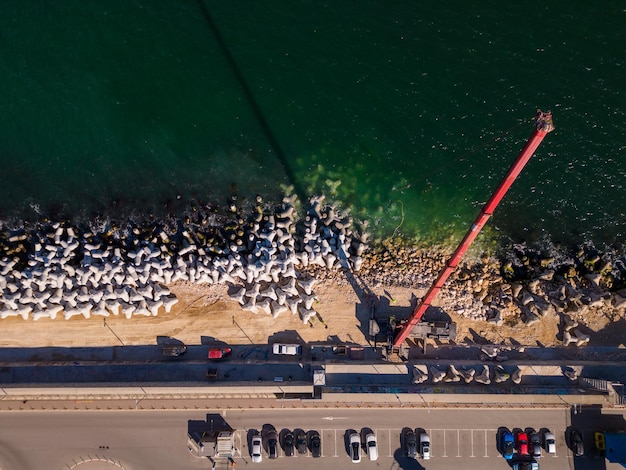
[1,1,624,250]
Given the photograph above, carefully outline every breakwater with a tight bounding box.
[0,195,367,322]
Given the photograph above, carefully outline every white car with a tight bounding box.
[272,343,301,355]
[349,432,361,463]
[544,431,556,454]
[419,432,431,460]
[251,435,262,463]
[365,433,378,461]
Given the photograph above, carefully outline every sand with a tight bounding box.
[0,272,622,351]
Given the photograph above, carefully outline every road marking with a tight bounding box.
[388,429,392,457]
[442,429,447,457]
[457,429,461,457]
[470,429,475,457]
[334,429,337,457]
[484,429,489,457]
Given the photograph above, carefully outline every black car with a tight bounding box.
[530,432,542,459]
[570,429,584,457]
[267,431,278,459]
[283,432,295,457]
[296,431,307,454]
[310,432,322,458]
[405,430,417,459]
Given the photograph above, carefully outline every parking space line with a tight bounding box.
[334,429,338,457]
[470,429,475,457]
[442,429,447,457]
[388,429,392,457]
[457,429,461,457]
[484,429,489,457]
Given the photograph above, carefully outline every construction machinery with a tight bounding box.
[389,110,555,350]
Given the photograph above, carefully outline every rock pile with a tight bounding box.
[0,194,368,323]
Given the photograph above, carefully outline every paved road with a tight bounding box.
[0,406,623,470]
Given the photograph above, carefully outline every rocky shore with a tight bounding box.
[0,194,625,349]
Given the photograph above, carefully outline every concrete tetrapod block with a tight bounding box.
[429,366,446,383]
[573,328,590,346]
[163,296,178,313]
[298,306,316,324]
[260,285,278,301]
[562,330,576,346]
[444,365,461,383]
[255,298,272,315]
[302,294,316,310]
[229,286,246,304]
[241,297,259,314]
[275,288,287,306]
[105,299,121,316]
[91,301,110,317]
[286,297,301,315]
[475,365,491,385]
[458,367,475,383]
[412,366,428,384]
[270,301,288,318]
[562,315,578,331]
[494,366,510,383]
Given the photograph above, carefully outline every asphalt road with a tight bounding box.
[0,406,623,470]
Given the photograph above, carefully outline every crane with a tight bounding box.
[392,109,555,348]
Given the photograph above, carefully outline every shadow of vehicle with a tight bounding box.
[393,447,425,470]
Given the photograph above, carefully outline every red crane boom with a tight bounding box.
[392,110,555,347]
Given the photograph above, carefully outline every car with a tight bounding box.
[516,432,529,456]
[283,432,295,457]
[419,433,431,460]
[349,432,361,463]
[310,432,322,458]
[272,343,302,355]
[502,431,515,460]
[570,429,584,456]
[267,430,278,459]
[250,435,262,463]
[365,433,378,461]
[543,431,556,454]
[530,432,542,459]
[513,463,539,470]
[296,430,307,454]
[404,430,417,459]
[208,347,232,360]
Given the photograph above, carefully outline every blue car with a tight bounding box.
[502,431,515,460]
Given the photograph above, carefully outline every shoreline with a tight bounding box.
[0,195,625,350]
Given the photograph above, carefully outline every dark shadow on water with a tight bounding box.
[194,0,306,203]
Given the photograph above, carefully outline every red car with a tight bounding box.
[516,432,529,455]
[208,347,232,360]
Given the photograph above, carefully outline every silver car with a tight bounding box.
[250,435,262,463]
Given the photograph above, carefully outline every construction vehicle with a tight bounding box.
[389,110,554,351]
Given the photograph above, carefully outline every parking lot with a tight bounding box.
[235,426,565,462]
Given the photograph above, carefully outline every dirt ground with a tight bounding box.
[0,274,623,350]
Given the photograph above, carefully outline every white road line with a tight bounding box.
[484,429,489,457]
[442,429,447,457]
[333,429,338,457]
[457,429,461,457]
[388,429,392,457]
[470,429,475,457]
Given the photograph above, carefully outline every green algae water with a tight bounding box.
[1,1,625,250]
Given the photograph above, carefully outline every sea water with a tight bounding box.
[1,0,624,251]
